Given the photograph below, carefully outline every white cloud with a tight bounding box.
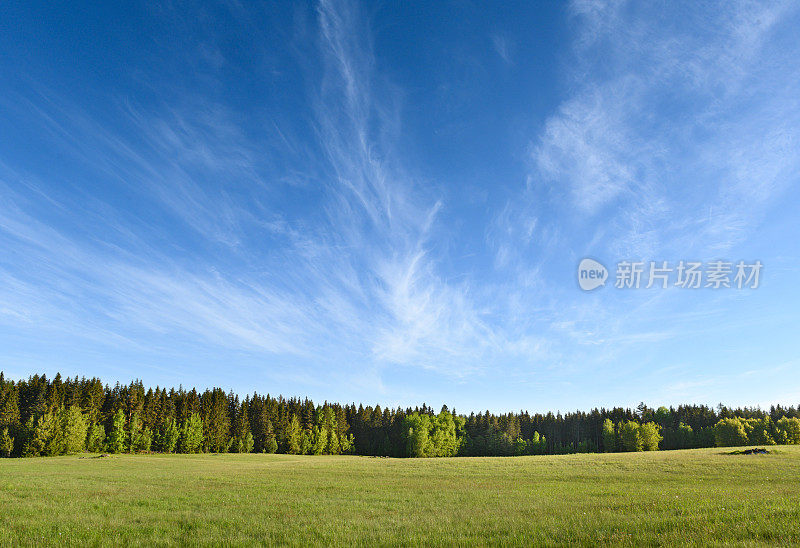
[532,0,800,257]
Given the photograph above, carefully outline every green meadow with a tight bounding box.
[2,446,799,546]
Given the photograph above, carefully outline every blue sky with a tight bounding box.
[1,0,799,412]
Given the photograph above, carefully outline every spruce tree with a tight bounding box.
[0,386,21,428]
[31,410,62,456]
[20,417,37,457]
[312,426,327,455]
[242,432,254,453]
[264,419,278,454]
[300,430,313,455]
[62,405,88,454]
[86,422,106,452]
[230,403,253,453]
[160,419,179,453]
[285,415,302,454]
[128,414,143,452]
[106,409,127,454]
[602,419,616,452]
[0,427,13,457]
[179,413,203,453]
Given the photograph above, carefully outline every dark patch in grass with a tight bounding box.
[727,448,770,455]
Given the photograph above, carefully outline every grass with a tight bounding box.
[1,446,800,546]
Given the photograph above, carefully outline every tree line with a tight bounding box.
[1,372,799,458]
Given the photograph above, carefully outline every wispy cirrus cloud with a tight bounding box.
[480,0,800,389]
[0,0,508,386]
[532,0,800,257]
[1,0,798,409]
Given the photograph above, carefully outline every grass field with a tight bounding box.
[2,447,800,546]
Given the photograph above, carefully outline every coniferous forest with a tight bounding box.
[1,372,799,458]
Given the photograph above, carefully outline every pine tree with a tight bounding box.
[312,426,327,455]
[0,427,13,457]
[201,388,230,453]
[31,410,62,456]
[6,370,800,460]
[129,413,142,452]
[285,415,302,454]
[0,385,21,427]
[675,422,694,449]
[80,378,105,425]
[106,409,127,454]
[128,414,153,452]
[602,419,616,452]
[300,430,313,455]
[62,405,88,454]
[179,413,203,454]
[160,419,179,453]
[230,402,253,453]
[324,407,341,455]
[137,427,153,452]
[242,432,254,453]
[86,422,106,452]
[264,419,278,454]
[20,417,36,457]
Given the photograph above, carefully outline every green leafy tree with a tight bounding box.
[742,418,775,445]
[12,370,800,460]
[403,413,432,457]
[776,417,800,445]
[430,411,462,457]
[529,432,547,455]
[339,432,354,454]
[638,422,662,451]
[106,409,127,454]
[602,418,616,452]
[714,417,749,447]
[400,410,468,458]
[619,420,642,452]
